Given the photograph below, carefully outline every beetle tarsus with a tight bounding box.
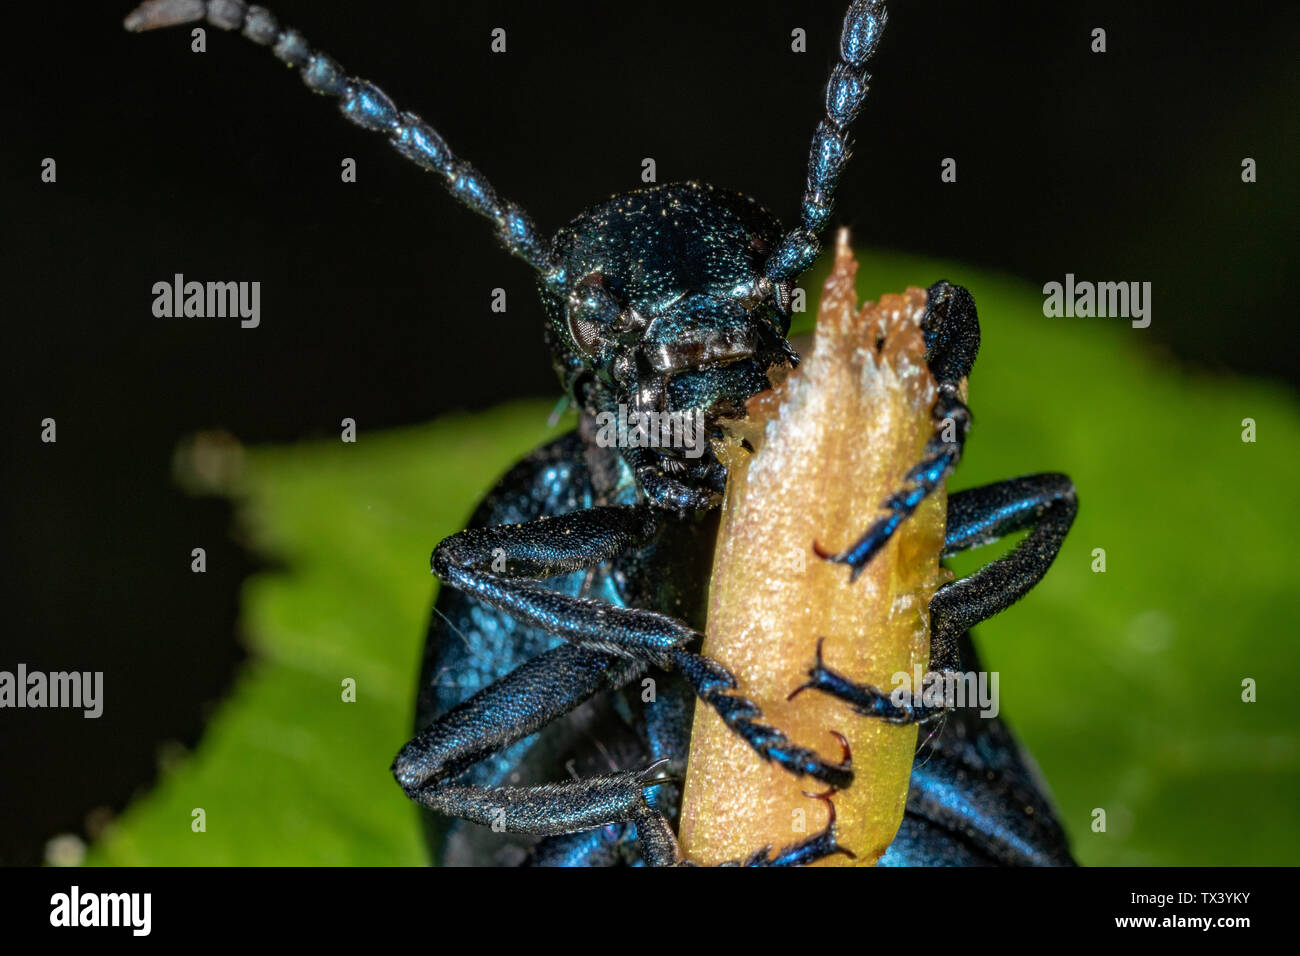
[818,281,979,579]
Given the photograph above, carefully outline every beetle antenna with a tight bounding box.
[124,1,557,275]
[764,0,888,283]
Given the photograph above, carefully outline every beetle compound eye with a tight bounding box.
[568,313,605,357]
[567,272,620,357]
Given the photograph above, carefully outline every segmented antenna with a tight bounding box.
[124,0,556,274]
[764,0,888,283]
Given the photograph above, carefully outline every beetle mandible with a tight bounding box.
[127,0,1079,866]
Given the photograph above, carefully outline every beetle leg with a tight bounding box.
[932,473,1078,646]
[524,825,638,867]
[392,645,847,867]
[409,761,672,849]
[526,802,852,867]
[524,675,689,866]
[793,473,1077,720]
[670,650,854,788]
[818,280,978,580]
[394,642,641,795]
[431,506,853,787]
[636,790,855,867]
[394,641,668,851]
[787,637,951,725]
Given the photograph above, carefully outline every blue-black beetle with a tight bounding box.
[127,0,1078,866]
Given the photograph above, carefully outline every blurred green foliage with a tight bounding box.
[88,250,1300,866]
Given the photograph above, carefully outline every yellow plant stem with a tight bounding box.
[679,233,951,866]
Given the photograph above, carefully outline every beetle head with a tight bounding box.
[540,182,798,511]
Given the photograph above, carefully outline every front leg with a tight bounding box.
[792,473,1077,720]
[431,504,853,787]
[930,472,1078,645]
[818,280,978,580]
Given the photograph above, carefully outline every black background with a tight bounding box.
[0,865,1274,938]
[2,0,1296,864]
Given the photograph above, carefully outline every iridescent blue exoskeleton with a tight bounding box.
[128,0,1078,866]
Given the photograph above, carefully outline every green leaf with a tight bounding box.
[88,251,1300,866]
[86,402,571,865]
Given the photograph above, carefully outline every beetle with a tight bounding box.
[127,0,1079,866]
